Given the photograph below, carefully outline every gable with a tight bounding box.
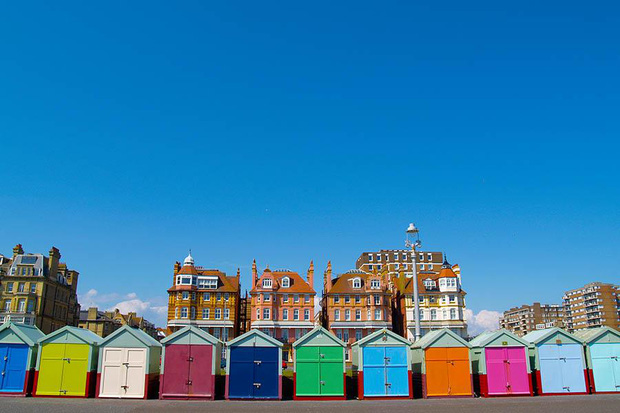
[354,329,411,347]
[162,326,220,346]
[293,327,344,348]
[0,328,28,345]
[537,330,582,346]
[227,329,282,348]
[471,330,528,348]
[589,329,620,345]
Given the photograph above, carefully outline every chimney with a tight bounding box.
[307,260,314,290]
[48,247,61,277]
[173,261,181,285]
[252,259,258,288]
[12,244,24,258]
[236,267,241,281]
[88,307,98,320]
[324,261,332,293]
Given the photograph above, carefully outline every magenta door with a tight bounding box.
[162,344,190,398]
[485,347,530,395]
[188,345,213,397]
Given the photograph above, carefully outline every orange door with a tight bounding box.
[446,347,471,396]
[425,348,449,397]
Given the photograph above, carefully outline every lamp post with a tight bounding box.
[405,223,422,341]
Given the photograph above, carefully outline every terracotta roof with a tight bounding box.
[392,264,464,295]
[177,264,199,275]
[251,269,315,294]
[327,270,386,294]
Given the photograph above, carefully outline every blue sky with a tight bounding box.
[1,2,618,330]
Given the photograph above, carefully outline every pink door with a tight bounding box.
[485,348,509,395]
[485,347,530,395]
[187,345,213,397]
[505,347,530,395]
[162,344,190,398]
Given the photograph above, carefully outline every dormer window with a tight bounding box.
[281,277,290,288]
[352,278,361,289]
[424,279,435,289]
[262,278,273,288]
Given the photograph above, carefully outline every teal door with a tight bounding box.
[362,346,408,397]
[590,343,620,392]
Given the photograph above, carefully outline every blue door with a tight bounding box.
[0,344,29,393]
[558,344,586,393]
[385,347,408,396]
[229,347,255,398]
[253,347,278,399]
[539,344,563,393]
[590,343,620,392]
[363,347,385,396]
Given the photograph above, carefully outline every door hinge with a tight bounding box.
[186,380,193,385]
[253,383,261,388]
[187,357,194,362]
[320,380,325,385]
[254,360,262,365]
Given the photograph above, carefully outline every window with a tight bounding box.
[216,293,222,301]
[394,253,399,260]
[283,294,289,303]
[355,295,361,304]
[213,327,221,339]
[450,308,457,320]
[263,308,270,320]
[295,329,302,339]
[352,278,361,289]
[343,330,349,342]
[375,309,381,320]
[175,308,179,318]
[256,308,260,320]
[30,283,37,294]
[17,299,26,313]
[442,309,447,319]
[181,276,192,285]
[334,309,340,321]
[203,292,211,301]
[395,263,399,269]
[283,309,289,320]
[294,294,299,303]
[334,296,340,304]
[281,277,290,288]
[190,307,196,319]
[427,253,432,260]
[304,295,310,303]
[421,264,425,270]
[368,254,373,261]
[431,309,437,320]
[262,278,272,288]
[356,330,362,341]
[419,253,424,261]
[428,265,433,271]
[370,279,380,289]
[215,308,222,319]
[282,329,289,341]
[191,292,196,300]
[6,283,13,293]
[294,309,299,320]
[224,308,230,319]
[224,293,229,301]
[181,307,188,318]
[368,265,373,270]
[182,291,189,300]
[27,300,34,313]
[449,295,456,303]
[336,330,342,340]
[402,253,408,260]
[355,309,361,320]
[264,293,271,302]
[222,328,229,341]
[3,300,10,312]
[17,283,25,293]
[429,296,436,303]
[374,295,381,305]
[345,309,351,321]
[198,278,218,289]
[202,308,210,319]
[367,309,371,320]
[304,309,310,320]
[419,310,424,320]
[377,255,381,261]
[344,296,350,304]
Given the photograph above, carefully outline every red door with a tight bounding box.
[161,344,190,398]
[188,345,213,397]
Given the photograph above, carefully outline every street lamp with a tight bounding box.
[405,223,422,341]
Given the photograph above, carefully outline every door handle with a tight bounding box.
[320,381,325,385]
[385,383,391,387]
[3,356,7,361]
[186,380,193,385]
[187,357,194,362]
[122,362,129,366]
[320,354,325,358]
[253,383,261,388]
[1,371,4,376]
[62,358,71,362]
[254,360,262,365]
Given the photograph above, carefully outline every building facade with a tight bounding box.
[0,244,80,334]
[250,260,316,359]
[393,259,468,339]
[356,249,444,277]
[563,282,620,332]
[166,253,241,341]
[79,307,158,338]
[321,262,392,351]
[499,302,564,336]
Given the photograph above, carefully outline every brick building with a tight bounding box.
[563,282,620,332]
[499,302,564,336]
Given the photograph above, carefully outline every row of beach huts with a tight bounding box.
[0,322,619,400]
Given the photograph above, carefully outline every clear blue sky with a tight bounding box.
[1,2,618,329]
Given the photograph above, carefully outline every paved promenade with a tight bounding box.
[1,395,618,413]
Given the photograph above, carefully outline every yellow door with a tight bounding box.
[60,344,89,396]
[37,343,66,396]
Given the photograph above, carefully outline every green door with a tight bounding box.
[60,344,89,396]
[319,346,343,396]
[296,346,320,396]
[37,343,66,396]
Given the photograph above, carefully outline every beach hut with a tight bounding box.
[470,329,532,397]
[33,326,102,398]
[523,327,587,395]
[574,327,620,394]
[0,322,44,396]
[159,326,222,400]
[351,328,412,399]
[293,326,346,400]
[225,329,283,400]
[411,328,473,398]
[96,325,162,399]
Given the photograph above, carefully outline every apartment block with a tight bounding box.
[499,302,564,336]
[356,249,444,277]
[563,282,620,332]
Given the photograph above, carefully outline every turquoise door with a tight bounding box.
[590,343,620,392]
[362,346,408,397]
[362,347,385,396]
[385,347,408,396]
[0,344,29,393]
